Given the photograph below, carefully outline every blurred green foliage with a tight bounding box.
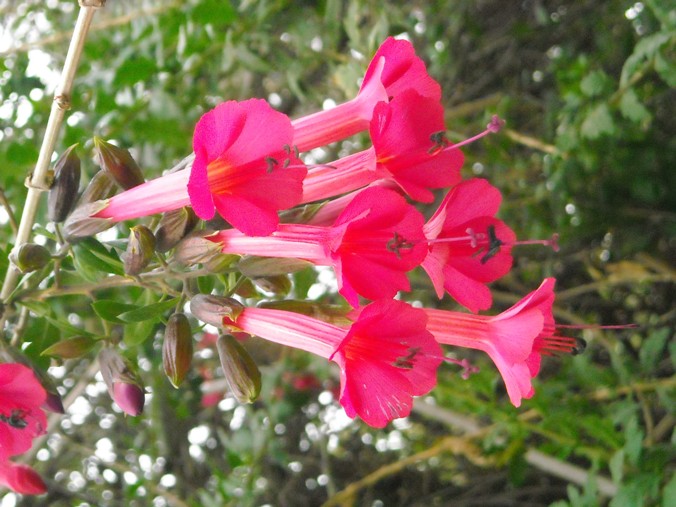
[0,0,674,506]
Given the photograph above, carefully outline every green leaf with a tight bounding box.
[624,416,644,466]
[620,31,672,87]
[92,300,137,324]
[113,56,158,87]
[609,450,625,484]
[663,472,676,507]
[580,70,610,97]
[123,319,157,347]
[191,0,236,25]
[72,238,124,281]
[655,49,676,87]
[619,88,651,123]
[581,104,615,139]
[640,328,670,372]
[118,298,178,323]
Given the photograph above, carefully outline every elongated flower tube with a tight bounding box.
[93,99,307,237]
[291,37,441,152]
[422,178,516,312]
[301,90,462,204]
[424,278,578,407]
[206,186,427,307]
[222,299,442,427]
[0,364,47,460]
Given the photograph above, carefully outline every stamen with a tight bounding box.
[386,232,415,259]
[444,357,480,379]
[513,233,560,252]
[265,156,279,173]
[441,114,505,152]
[428,131,450,155]
[480,224,504,264]
[393,346,421,369]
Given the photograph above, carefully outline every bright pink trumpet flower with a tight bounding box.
[424,278,578,407]
[96,99,307,236]
[422,178,516,313]
[301,90,463,204]
[291,37,441,152]
[0,363,47,460]
[207,186,427,307]
[222,299,442,428]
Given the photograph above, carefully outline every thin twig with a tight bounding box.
[412,400,618,498]
[15,267,218,302]
[0,1,179,57]
[321,432,490,507]
[0,1,104,307]
[0,187,19,234]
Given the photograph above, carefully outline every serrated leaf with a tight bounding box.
[619,89,651,123]
[123,319,157,347]
[580,70,610,97]
[92,300,137,323]
[118,298,178,323]
[581,104,615,139]
[655,49,676,87]
[620,31,672,87]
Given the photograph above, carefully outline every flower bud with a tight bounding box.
[190,294,244,327]
[93,137,144,190]
[251,275,292,296]
[238,256,312,278]
[48,144,81,222]
[78,170,116,205]
[9,243,51,273]
[63,201,114,241]
[174,231,226,266]
[123,225,156,276]
[1,463,47,495]
[216,334,261,404]
[0,345,65,413]
[98,348,145,416]
[41,335,96,359]
[163,313,193,388]
[155,207,199,253]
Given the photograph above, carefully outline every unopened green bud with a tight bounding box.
[123,225,156,276]
[78,170,116,205]
[93,137,144,190]
[174,231,224,265]
[203,252,238,273]
[238,256,312,278]
[63,201,114,241]
[48,144,81,222]
[98,348,145,416]
[41,336,96,359]
[251,275,292,295]
[162,313,194,388]
[190,294,244,327]
[10,243,51,273]
[155,207,199,253]
[216,334,261,404]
